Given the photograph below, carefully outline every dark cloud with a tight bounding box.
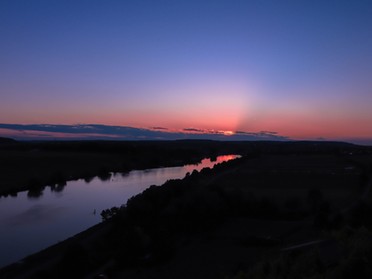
[260,131,278,135]
[0,123,290,141]
[152,127,168,130]
[183,128,205,133]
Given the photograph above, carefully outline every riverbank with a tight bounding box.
[0,139,366,196]
[2,147,372,278]
[1,141,372,278]
[0,140,236,195]
[0,155,239,268]
[0,220,112,279]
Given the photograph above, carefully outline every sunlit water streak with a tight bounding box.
[0,155,239,268]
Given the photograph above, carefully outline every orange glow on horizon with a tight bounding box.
[223,130,235,136]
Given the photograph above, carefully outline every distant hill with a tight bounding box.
[0,137,17,144]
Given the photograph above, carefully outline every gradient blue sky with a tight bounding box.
[1,0,372,143]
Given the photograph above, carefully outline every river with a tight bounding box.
[0,154,239,268]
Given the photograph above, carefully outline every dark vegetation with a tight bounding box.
[0,137,17,144]
[0,139,361,196]
[0,139,235,196]
[1,140,372,278]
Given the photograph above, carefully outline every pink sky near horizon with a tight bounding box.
[2,80,371,142]
[2,108,371,142]
[2,69,371,141]
[1,1,372,143]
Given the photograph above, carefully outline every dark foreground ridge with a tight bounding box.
[1,140,372,278]
[0,137,17,144]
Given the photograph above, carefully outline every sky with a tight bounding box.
[1,0,372,143]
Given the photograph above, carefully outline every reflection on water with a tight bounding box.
[0,155,239,268]
[27,186,45,199]
[50,182,67,193]
[97,172,112,182]
[6,204,67,226]
[84,176,95,183]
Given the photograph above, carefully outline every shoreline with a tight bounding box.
[0,220,112,278]
[1,141,372,278]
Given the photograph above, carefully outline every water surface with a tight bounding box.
[0,155,239,267]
